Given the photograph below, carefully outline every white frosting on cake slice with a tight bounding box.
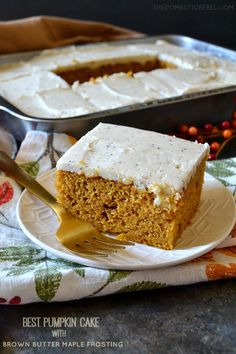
[130,40,220,69]
[30,44,155,71]
[73,73,159,109]
[73,46,155,66]
[135,68,220,97]
[57,123,209,206]
[214,67,236,86]
[0,62,41,82]
[95,73,157,101]
[10,89,96,118]
[0,71,69,101]
[29,46,79,70]
[73,80,135,109]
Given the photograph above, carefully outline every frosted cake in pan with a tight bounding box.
[56,123,209,250]
[0,40,236,118]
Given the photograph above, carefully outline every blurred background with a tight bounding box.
[1,0,235,49]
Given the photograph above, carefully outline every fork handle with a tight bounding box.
[0,150,58,210]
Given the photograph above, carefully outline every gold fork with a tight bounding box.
[0,151,134,257]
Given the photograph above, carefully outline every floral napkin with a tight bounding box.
[0,130,235,305]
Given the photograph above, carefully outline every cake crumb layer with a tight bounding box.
[56,158,206,249]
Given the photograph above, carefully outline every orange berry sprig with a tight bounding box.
[177,112,236,160]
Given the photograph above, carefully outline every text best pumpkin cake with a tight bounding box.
[56,123,209,250]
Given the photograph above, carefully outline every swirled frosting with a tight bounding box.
[0,40,235,118]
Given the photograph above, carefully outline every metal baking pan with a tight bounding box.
[0,35,236,141]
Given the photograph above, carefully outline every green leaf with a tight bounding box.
[6,263,44,277]
[47,258,83,268]
[0,255,23,263]
[107,270,132,283]
[206,159,236,186]
[34,268,62,302]
[19,161,40,178]
[0,246,41,256]
[16,257,45,267]
[90,270,132,296]
[117,281,166,293]
[0,246,42,262]
[47,259,86,277]
[0,246,45,275]
[74,269,85,277]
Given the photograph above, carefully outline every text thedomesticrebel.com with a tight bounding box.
[153,3,235,11]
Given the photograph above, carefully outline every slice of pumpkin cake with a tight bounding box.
[56,123,209,250]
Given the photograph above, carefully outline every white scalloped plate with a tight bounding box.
[17,169,236,270]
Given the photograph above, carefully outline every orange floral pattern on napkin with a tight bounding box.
[206,247,236,280]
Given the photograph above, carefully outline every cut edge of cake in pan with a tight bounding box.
[56,123,210,250]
